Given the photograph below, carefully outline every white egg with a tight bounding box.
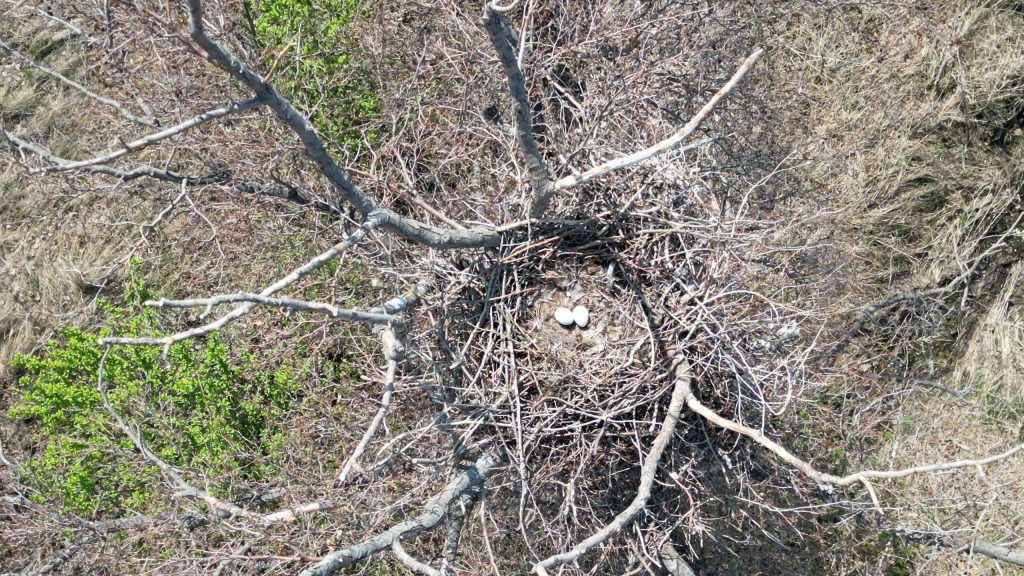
[572,305,590,328]
[554,307,574,326]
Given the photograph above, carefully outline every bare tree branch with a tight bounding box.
[184,0,500,249]
[145,294,401,326]
[0,38,157,127]
[898,528,1024,567]
[679,360,1024,505]
[550,49,763,192]
[299,453,501,576]
[482,6,552,219]
[336,328,401,485]
[532,361,690,575]
[2,129,229,184]
[391,540,442,576]
[99,219,378,355]
[41,97,264,173]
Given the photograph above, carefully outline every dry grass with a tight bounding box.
[3,0,1024,575]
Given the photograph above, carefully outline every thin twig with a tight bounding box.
[0,38,157,127]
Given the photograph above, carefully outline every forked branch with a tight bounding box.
[184,0,500,249]
[298,453,502,576]
[99,218,378,355]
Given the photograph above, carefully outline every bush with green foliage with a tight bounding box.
[250,0,377,150]
[8,273,299,517]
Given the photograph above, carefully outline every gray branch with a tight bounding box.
[99,219,378,356]
[391,541,441,576]
[899,528,1024,567]
[3,130,230,185]
[145,294,400,326]
[43,97,263,173]
[532,361,690,575]
[298,453,502,576]
[0,38,157,127]
[482,7,552,219]
[185,0,500,249]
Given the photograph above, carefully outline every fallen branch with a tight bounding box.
[550,49,763,192]
[3,130,229,184]
[299,453,502,576]
[0,38,157,127]
[679,361,1024,509]
[336,327,401,485]
[532,361,690,575]
[898,527,1024,567]
[145,294,400,326]
[391,540,441,576]
[42,97,263,173]
[99,219,378,356]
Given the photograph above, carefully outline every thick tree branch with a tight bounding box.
[482,7,552,219]
[532,361,690,575]
[550,49,763,192]
[184,0,500,249]
[0,38,157,127]
[298,453,502,576]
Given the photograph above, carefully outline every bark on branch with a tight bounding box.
[482,7,552,219]
[184,0,500,249]
[298,453,502,576]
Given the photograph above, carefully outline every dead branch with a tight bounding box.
[145,294,401,326]
[482,6,552,219]
[898,527,1024,567]
[2,129,229,184]
[0,38,157,127]
[550,49,763,192]
[391,540,442,576]
[679,361,1024,505]
[532,361,690,575]
[95,347,263,522]
[98,219,378,356]
[184,0,500,249]
[298,453,502,576]
[336,327,401,485]
[42,97,264,173]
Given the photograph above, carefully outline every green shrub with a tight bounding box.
[250,0,378,150]
[8,273,299,517]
